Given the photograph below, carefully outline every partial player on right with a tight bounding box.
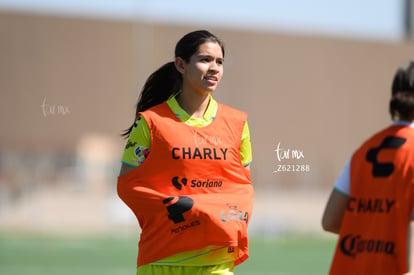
[322,61,414,275]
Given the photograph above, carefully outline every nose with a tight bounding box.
[209,60,221,72]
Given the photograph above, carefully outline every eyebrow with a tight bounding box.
[198,54,224,60]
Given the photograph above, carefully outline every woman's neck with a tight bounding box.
[176,91,211,118]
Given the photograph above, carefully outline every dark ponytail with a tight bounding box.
[122,30,225,138]
[121,62,181,137]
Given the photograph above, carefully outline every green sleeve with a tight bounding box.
[240,121,252,167]
[121,116,151,167]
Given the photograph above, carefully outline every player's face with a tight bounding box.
[178,41,224,96]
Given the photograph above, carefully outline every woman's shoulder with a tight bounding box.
[140,102,172,119]
[217,102,247,119]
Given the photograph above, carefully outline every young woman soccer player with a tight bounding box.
[117,30,254,275]
[322,61,414,275]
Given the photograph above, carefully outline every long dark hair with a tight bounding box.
[122,30,225,138]
[389,61,414,121]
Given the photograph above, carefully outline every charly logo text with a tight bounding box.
[172,147,227,160]
[347,197,395,214]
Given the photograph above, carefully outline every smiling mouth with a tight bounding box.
[204,75,218,82]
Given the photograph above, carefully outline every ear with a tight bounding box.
[174,57,185,74]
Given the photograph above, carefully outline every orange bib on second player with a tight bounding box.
[117,102,254,267]
[330,125,414,275]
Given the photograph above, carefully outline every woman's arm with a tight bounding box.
[119,164,136,177]
[119,116,151,176]
[240,121,252,170]
[404,207,414,275]
[321,189,349,234]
